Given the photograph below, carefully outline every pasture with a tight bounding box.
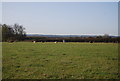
[2,42,119,79]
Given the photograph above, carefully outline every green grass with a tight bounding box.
[2,42,119,79]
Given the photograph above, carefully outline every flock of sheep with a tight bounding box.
[33,40,65,43]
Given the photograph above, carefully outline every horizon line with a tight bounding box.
[26,33,118,36]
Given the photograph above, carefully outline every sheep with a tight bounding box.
[63,40,65,43]
[54,41,57,43]
[33,41,36,43]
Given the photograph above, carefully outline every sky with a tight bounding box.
[2,2,118,35]
[1,0,120,2]
[0,2,2,24]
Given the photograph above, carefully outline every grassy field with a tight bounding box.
[2,42,119,79]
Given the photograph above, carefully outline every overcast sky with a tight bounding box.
[2,2,118,35]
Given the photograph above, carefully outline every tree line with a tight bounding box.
[25,36,120,43]
[1,23,26,42]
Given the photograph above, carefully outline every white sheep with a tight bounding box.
[54,41,57,43]
[33,41,36,43]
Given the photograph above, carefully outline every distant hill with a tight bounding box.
[27,34,118,38]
